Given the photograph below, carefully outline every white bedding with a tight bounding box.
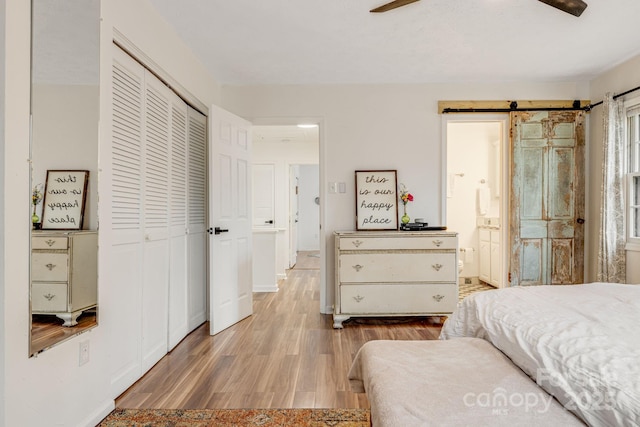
[440,282,640,427]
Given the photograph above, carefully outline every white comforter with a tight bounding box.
[440,282,640,427]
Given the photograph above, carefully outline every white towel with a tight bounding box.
[462,248,474,263]
[477,187,490,215]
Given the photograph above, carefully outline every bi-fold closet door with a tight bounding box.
[110,46,207,394]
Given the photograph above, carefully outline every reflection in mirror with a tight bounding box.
[30,0,100,356]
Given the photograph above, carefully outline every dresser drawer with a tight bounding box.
[32,283,68,312]
[339,253,456,282]
[340,284,457,314]
[32,235,68,250]
[31,253,69,282]
[339,235,456,250]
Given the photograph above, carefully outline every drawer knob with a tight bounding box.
[352,264,364,272]
[45,239,56,247]
[432,263,443,271]
[433,294,445,302]
[353,295,364,303]
[433,239,443,247]
[45,263,57,271]
[352,240,363,248]
[44,293,56,301]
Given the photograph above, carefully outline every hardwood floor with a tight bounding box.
[116,251,443,409]
[31,311,97,355]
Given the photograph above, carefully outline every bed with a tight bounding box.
[349,282,640,427]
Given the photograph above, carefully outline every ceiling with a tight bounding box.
[147,0,640,85]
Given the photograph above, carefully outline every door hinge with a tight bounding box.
[508,272,512,283]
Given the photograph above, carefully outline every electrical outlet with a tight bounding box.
[464,278,472,284]
[79,340,90,366]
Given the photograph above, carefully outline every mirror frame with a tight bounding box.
[29,0,101,357]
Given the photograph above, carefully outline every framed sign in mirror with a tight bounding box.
[355,170,398,230]
[41,170,89,230]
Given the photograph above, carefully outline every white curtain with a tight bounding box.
[597,93,626,282]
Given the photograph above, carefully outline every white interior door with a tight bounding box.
[209,105,253,335]
[289,166,299,267]
[187,108,208,331]
[168,94,188,351]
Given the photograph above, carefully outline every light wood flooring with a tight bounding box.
[116,251,443,409]
[31,311,97,355]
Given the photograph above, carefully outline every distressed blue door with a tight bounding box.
[510,111,585,286]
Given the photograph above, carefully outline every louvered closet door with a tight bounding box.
[187,108,208,331]
[168,95,189,350]
[141,72,172,372]
[110,47,145,395]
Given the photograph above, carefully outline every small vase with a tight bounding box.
[401,205,410,224]
[32,212,39,224]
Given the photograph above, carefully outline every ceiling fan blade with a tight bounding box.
[538,0,588,17]
[370,0,420,13]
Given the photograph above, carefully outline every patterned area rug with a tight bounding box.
[98,408,370,427]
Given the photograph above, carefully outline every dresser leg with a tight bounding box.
[333,315,350,329]
[56,311,81,327]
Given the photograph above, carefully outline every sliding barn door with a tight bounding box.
[510,111,585,286]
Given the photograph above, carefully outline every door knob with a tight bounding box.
[208,227,229,235]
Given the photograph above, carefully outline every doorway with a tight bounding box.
[252,124,320,290]
[444,114,509,289]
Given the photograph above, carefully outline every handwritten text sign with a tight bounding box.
[41,170,89,230]
[355,170,398,230]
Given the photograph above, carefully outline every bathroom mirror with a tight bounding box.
[30,0,100,356]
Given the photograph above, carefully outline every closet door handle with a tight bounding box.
[208,227,229,235]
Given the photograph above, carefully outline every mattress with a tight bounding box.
[440,282,640,427]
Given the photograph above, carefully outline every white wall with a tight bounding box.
[298,164,320,251]
[589,54,640,284]
[31,84,99,229]
[1,0,222,426]
[221,82,589,311]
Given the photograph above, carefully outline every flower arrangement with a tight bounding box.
[32,184,43,206]
[399,184,413,205]
[32,184,43,225]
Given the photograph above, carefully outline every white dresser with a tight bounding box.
[31,230,98,326]
[333,230,459,328]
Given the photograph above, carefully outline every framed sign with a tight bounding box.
[41,170,89,230]
[355,170,398,230]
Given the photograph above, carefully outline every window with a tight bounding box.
[626,98,640,244]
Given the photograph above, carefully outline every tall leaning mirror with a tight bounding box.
[30,0,100,356]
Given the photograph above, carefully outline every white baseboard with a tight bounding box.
[277,273,287,280]
[77,399,114,427]
[253,284,279,292]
